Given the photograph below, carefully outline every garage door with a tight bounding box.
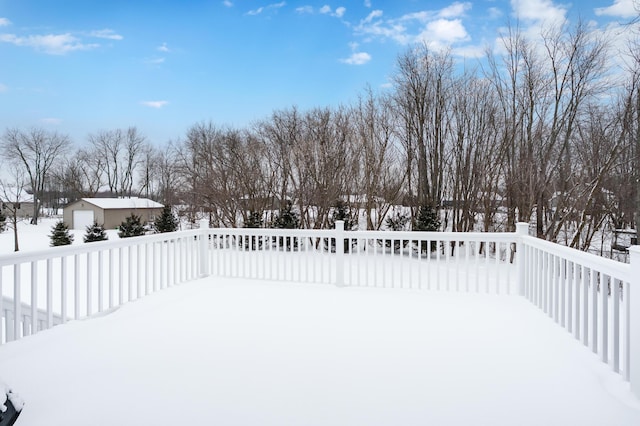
[73,210,94,230]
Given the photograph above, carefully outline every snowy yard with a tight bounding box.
[1,277,640,426]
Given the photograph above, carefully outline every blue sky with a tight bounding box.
[0,0,637,146]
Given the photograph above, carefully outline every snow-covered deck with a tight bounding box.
[2,277,640,426]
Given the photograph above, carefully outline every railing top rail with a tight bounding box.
[207,227,518,242]
[522,235,630,282]
[0,228,202,267]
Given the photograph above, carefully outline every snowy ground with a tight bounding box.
[1,278,640,426]
[0,217,121,255]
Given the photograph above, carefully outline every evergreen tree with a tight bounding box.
[49,220,74,247]
[328,200,357,252]
[0,208,6,232]
[413,204,441,252]
[329,200,356,230]
[272,201,299,229]
[83,221,108,243]
[244,210,263,228]
[155,205,178,233]
[244,210,263,250]
[272,201,299,250]
[385,211,409,252]
[118,214,146,238]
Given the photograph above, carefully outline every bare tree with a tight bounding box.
[88,126,145,198]
[353,87,404,230]
[0,166,30,251]
[1,127,72,224]
[392,44,453,211]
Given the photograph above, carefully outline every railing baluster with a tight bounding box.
[567,261,573,333]
[601,274,609,364]
[624,280,631,381]
[118,248,124,305]
[108,249,114,309]
[98,251,104,312]
[591,268,598,354]
[31,261,37,334]
[61,256,67,323]
[128,246,134,302]
[574,263,581,341]
[47,258,53,328]
[561,259,566,327]
[581,265,588,347]
[613,278,620,373]
[74,254,80,320]
[87,252,93,316]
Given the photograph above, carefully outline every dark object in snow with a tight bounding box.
[0,386,23,426]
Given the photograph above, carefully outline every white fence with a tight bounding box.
[0,221,638,398]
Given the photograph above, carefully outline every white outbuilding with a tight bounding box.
[63,197,164,230]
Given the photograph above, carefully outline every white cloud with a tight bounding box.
[157,42,170,52]
[89,29,123,40]
[223,0,233,7]
[595,0,637,18]
[488,7,503,19]
[296,5,313,14]
[0,83,7,93]
[40,118,62,125]
[354,3,476,54]
[510,0,567,24]
[363,9,383,24]
[340,51,371,65]
[140,100,169,108]
[247,7,264,15]
[421,18,469,43]
[452,44,486,58]
[296,4,345,17]
[247,2,286,15]
[438,2,471,19]
[364,0,372,7]
[0,33,99,55]
[0,17,11,26]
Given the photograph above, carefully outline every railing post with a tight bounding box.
[199,219,210,278]
[335,220,345,287]
[628,246,640,398]
[515,222,529,297]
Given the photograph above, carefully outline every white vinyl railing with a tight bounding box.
[0,220,638,398]
[204,222,518,292]
[0,228,204,343]
[519,232,639,397]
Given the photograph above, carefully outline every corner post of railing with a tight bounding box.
[335,220,345,287]
[515,222,529,297]
[199,218,210,278]
[628,246,640,398]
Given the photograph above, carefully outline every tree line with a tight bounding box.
[2,21,640,255]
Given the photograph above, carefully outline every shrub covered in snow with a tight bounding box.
[84,221,108,243]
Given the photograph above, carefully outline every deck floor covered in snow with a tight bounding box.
[1,277,640,426]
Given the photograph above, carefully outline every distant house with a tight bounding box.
[63,198,164,230]
[1,192,35,219]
